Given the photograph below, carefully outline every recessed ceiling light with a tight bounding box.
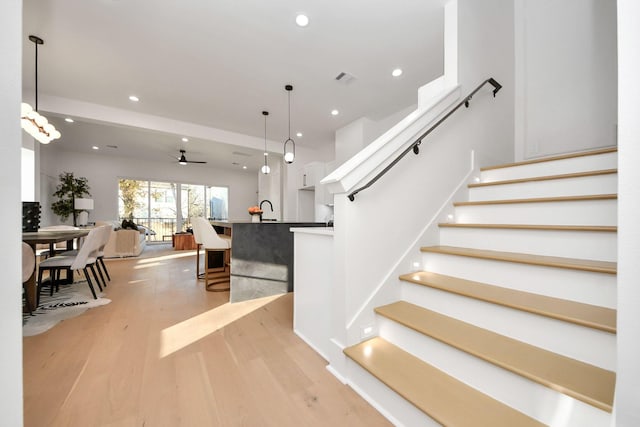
[243,166,247,170]
[296,132,303,138]
[295,14,309,27]
[392,68,403,77]
[182,137,189,142]
[331,109,339,116]
[92,146,99,150]
[64,117,74,123]
[129,95,139,102]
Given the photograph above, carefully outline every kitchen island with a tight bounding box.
[210,220,328,303]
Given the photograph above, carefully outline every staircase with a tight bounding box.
[343,147,617,426]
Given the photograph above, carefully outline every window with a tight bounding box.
[118,179,228,238]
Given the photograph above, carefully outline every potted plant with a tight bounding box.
[51,172,91,226]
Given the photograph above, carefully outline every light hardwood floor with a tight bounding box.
[23,245,391,427]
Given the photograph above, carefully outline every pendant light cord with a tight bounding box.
[288,90,291,140]
[34,40,39,111]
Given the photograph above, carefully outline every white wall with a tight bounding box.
[323,0,515,379]
[0,0,24,424]
[335,118,375,165]
[457,0,515,168]
[514,0,618,160]
[615,0,640,424]
[39,148,258,226]
[334,105,418,166]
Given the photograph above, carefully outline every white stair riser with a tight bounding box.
[469,174,617,201]
[439,227,617,262]
[421,252,616,308]
[400,282,615,370]
[453,199,617,226]
[480,152,617,182]
[378,318,613,427]
[346,359,440,427]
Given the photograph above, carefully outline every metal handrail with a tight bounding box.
[347,77,502,202]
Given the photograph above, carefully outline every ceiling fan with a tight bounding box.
[176,149,207,165]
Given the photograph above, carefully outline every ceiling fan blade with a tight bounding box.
[176,150,206,164]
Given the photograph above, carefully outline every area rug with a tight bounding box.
[22,283,111,337]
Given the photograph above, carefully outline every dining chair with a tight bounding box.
[37,226,103,304]
[37,225,80,258]
[61,225,111,288]
[22,242,36,315]
[96,224,112,282]
[191,217,231,292]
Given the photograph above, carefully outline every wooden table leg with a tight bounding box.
[25,243,37,311]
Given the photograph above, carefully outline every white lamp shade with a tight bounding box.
[74,198,94,210]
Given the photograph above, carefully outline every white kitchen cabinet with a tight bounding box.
[316,160,336,206]
[298,161,325,190]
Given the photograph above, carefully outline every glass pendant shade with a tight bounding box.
[284,140,295,164]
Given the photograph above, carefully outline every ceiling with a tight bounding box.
[22,0,445,172]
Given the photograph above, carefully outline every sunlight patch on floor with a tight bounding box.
[133,262,164,269]
[136,251,195,263]
[159,293,285,358]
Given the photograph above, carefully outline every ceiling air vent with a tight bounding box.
[335,71,356,84]
[232,151,251,157]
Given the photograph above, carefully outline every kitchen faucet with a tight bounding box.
[259,199,273,212]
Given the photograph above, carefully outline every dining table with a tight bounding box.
[22,229,90,310]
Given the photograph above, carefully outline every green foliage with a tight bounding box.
[51,172,91,223]
[118,179,145,219]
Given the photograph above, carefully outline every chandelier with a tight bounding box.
[21,35,61,144]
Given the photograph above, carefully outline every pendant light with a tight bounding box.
[261,111,271,174]
[283,85,296,164]
[21,35,61,144]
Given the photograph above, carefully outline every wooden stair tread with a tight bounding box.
[421,246,616,274]
[375,302,616,412]
[399,271,616,333]
[438,223,617,232]
[480,147,617,171]
[344,337,545,427]
[454,193,617,207]
[470,168,617,188]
